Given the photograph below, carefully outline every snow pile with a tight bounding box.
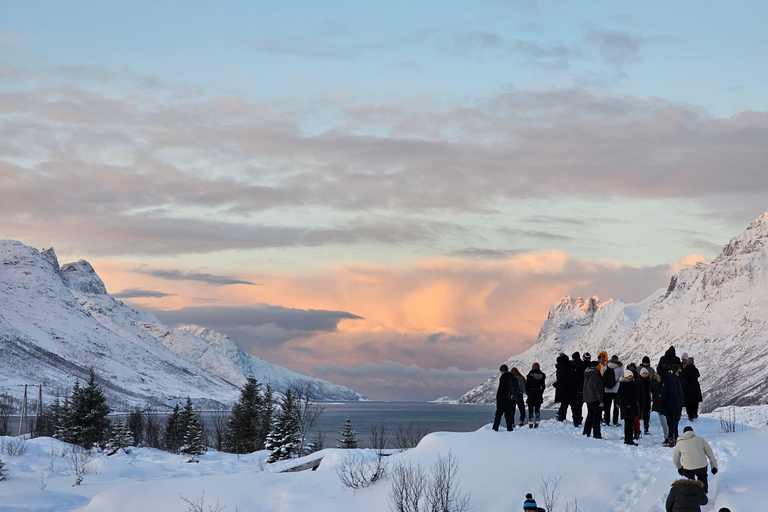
[0,407,765,511]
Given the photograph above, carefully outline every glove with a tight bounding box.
[678,468,684,475]
[711,467,718,475]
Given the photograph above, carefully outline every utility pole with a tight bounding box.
[16,384,46,437]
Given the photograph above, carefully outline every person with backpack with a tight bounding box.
[510,367,527,427]
[602,354,623,426]
[582,361,604,439]
[493,364,517,432]
[526,363,546,428]
[553,353,574,422]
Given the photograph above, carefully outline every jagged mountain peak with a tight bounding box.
[60,259,108,295]
[716,209,768,261]
[41,247,60,273]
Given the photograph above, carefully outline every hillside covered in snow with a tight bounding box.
[0,240,367,409]
[461,210,768,410]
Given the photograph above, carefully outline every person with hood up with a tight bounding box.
[553,353,574,422]
[617,368,639,445]
[569,352,586,427]
[665,474,708,512]
[510,367,527,427]
[602,354,623,427]
[493,364,517,432]
[673,426,718,494]
[582,361,604,439]
[525,363,546,428]
[681,356,702,421]
[658,346,682,373]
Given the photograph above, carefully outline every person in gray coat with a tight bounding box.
[582,361,604,439]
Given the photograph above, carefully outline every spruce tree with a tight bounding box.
[180,413,205,462]
[71,369,111,449]
[164,403,183,453]
[265,389,299,462]
[226,377,264,454]
[337,416,358,449]
[105,419,135,455]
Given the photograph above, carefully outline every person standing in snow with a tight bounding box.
[659,367,681,446]
[510,367,527,427]
[638,367,653,435]
[602,354,623,426]
[553,353,574,422]
[673,426,718,494]
[525,363,546,428]
[657,346,682,373]
[582,361,604,439]
[665,474,708,512]
[681,356,702,421]
[493,364,517,431]
[617,368,639,445]
[569,352,586,427]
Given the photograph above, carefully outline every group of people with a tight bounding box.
[494,346,720,512]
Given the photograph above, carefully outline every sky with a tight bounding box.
[1,0,767,401]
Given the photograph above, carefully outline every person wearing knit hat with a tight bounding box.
[638,366,653,435]
[617,366,639,445]
[681,355,702,421]
[523,493,545,511]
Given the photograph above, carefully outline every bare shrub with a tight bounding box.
[369,423,389,452]
[425,451,471,512]
[564,498,582,512]
[178,491,227,512]
[3,438,30,456]
[719,406,743,433]
[539,475,562,512]
[62,445,97,485]
[290,381,325,455]
[208,406,230,451]
[389,461,427,512]
[144,408,163,449]
[337,452,388,490]
[394,423,430,452]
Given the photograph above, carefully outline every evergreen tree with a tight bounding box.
[265,389,300,462]
[180,413,205,462]
[53,395,78,445]
[164,403,183,453]
[261,383,276,446]
[127,406,145,447]
[225,377,264,454]
[105,419,135,455]
[337,416,358,449]
[70,369,111,449]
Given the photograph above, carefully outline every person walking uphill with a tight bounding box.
[583,361,604,439]
[554,353,574,422]
[665,475,708,512]
[673,426,718,493]
[525,363,546,428]
[493,364,518,432]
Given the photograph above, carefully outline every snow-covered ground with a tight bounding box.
[2,406,766,512]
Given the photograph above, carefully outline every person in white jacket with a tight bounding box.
[673,426,718,493]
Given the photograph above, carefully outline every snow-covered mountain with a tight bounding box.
[0,240,367,409]
[460,210,768,410]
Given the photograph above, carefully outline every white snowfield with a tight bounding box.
[1,407,765,512]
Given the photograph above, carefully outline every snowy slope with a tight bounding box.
[1,407,766,511]
[0,241,367,408]
[461,210,768,410]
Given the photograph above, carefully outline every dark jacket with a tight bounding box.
[583,366,604,404]
[665,479,707,512]
[496,371,516,402]
[639,373,652,412]
[681,364,702,403]
[650,372,663,412]
[673,373,685,414]
[525,369,546,406]
[571,358,586,394]
[659,368,681,417]
[658,346,682,373]
[617,376,638,420]
[554,354,574,403]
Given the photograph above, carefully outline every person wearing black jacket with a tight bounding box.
[681,356,702,421]
[658,346,682,373]
[525,363,546,428]
[493,364,516,432]
[569,352,586,427]
[639,367,653,435]
[660,367,681,446]
[617,369,639,445]
[665,477,708,512]
[554,353,574,422]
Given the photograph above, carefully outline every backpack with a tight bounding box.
[507,376,520,400]
[602,366,616,388]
